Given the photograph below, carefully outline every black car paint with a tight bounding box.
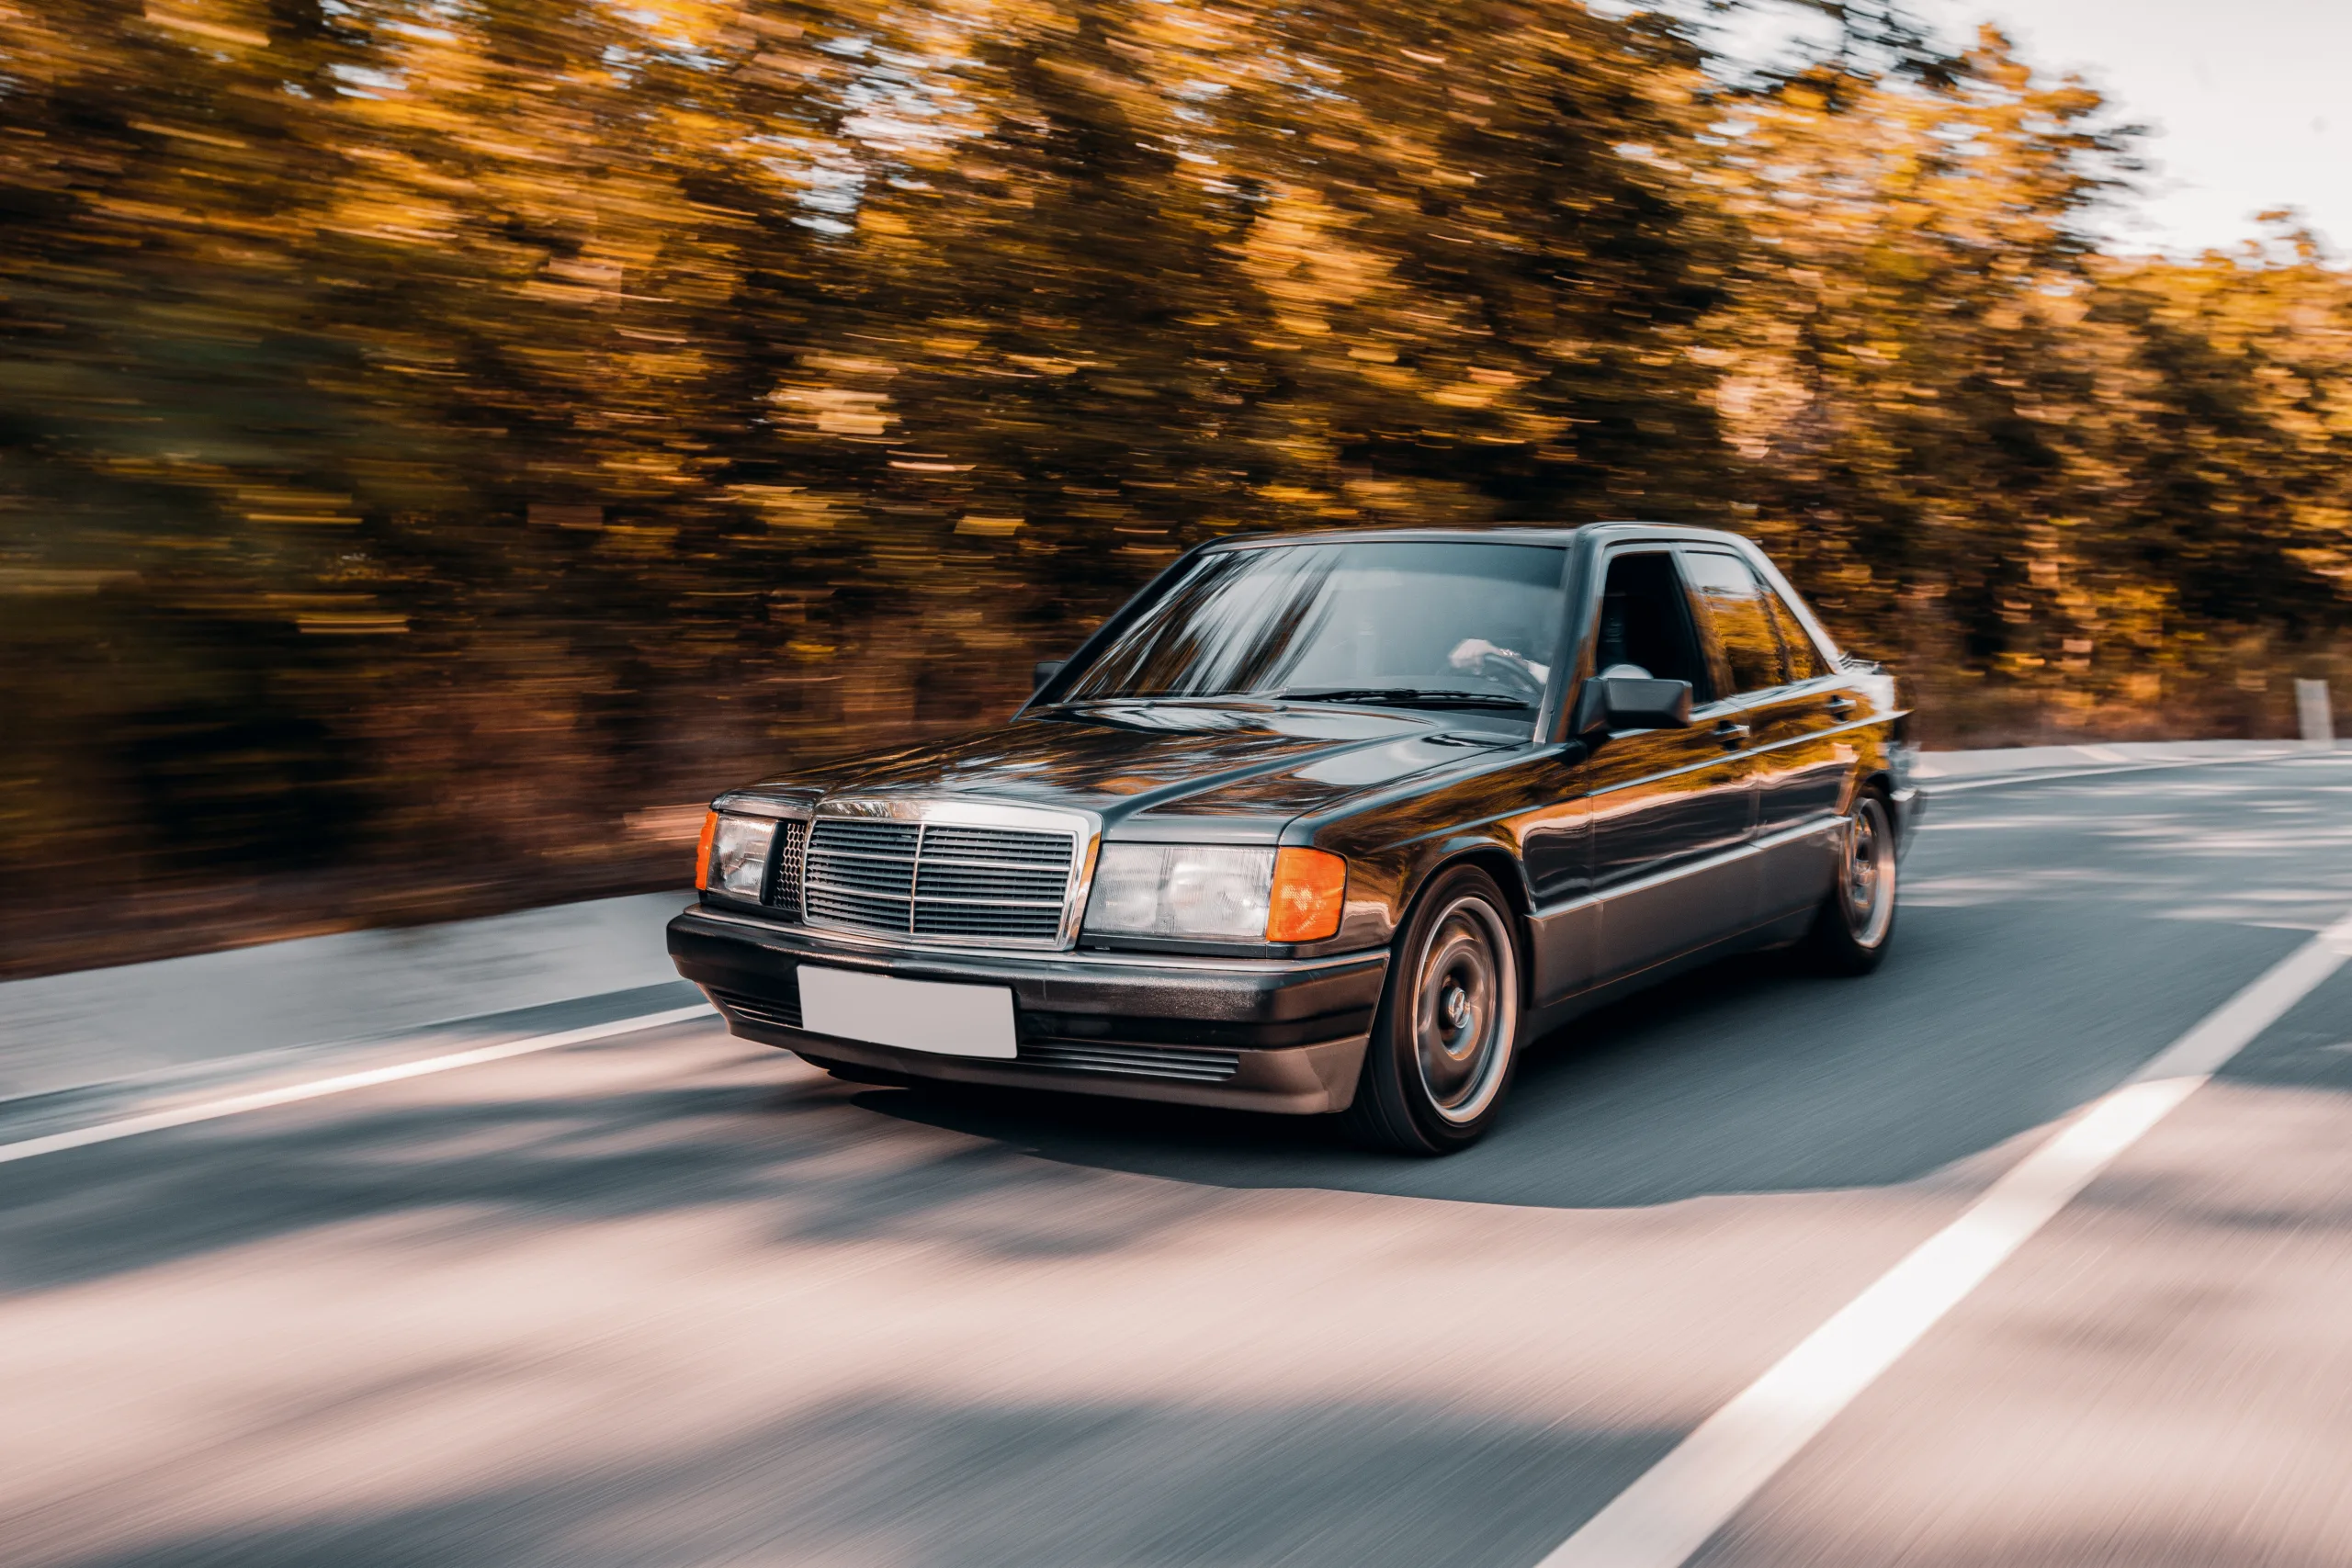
[667,524,1914,1115]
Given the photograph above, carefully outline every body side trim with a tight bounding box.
[1530,815,1843,923]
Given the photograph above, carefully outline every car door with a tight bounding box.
[1740,560,1865,917]
[1579,548,1760,984]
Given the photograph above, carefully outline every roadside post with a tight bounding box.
[2295,679,2335,745]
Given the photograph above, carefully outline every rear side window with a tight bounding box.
[1680,550,1786,696]
[1762,587,1831,682]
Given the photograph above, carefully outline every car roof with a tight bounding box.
[1200,522,1757,552]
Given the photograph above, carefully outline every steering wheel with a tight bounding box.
[1468,648,1547,701]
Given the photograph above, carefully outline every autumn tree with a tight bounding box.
[2,0,2346,971]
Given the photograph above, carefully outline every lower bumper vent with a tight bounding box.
[712,984,802,1032]
[713,982,1239,1084]
[1021,1041,1240,1083]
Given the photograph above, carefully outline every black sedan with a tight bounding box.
[669,524,1917,1153]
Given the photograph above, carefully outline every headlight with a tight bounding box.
[704,814,778,900]
[1082,844,1349,942]
[1084,844,1272,940]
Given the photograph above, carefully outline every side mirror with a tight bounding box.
[1032,659,1066,694]
[1577,675,1693,734]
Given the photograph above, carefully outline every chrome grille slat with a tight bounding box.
[802,808,1080,945]
[807,890,912,927]
[816,824,920,853]
[808,855,916,875]
[912,909,1058,935]
[898,893,1068,907]
[965,866,1069,881]
[910,871,1069,899]
[806,886,910,912]
[809,863,916,894]
[921,827,1070,863]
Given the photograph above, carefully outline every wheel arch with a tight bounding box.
[1398,840,1536,1003]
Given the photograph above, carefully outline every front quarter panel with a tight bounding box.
[1284,743,1586,970]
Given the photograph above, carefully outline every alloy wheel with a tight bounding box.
[1840,795,1895,949]
[1409,895,1520,1124]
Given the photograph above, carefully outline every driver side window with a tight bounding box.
[1593,552,1711,700]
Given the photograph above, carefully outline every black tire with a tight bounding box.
[1343,864,1526,1155]
[1801,789,1898,975]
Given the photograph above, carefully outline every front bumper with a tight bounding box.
[667,906,1387,1114]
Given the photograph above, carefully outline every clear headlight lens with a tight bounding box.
[1083,843,1274,940]
[707,815,778,900]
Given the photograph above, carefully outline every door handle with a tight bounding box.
[1713,719,1750,750]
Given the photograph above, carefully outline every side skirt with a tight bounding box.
[1521,908,1815,1043]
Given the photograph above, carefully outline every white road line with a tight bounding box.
[1923,749,2318,795]
[1538,909,2352,1568]
[0,1003,716,1167]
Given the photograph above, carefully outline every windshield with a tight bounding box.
[1057,540,1569,711]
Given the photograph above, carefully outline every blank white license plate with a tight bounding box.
[796,966,1018,1059]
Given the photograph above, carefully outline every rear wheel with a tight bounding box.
[1803,790,1896,975]
[1343,864,1524,1155]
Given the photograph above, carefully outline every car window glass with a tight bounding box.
[1060,541,1567,708]
[1680,550,1786,696]
[1762,587,1831,681]
[1594,551,1711,701]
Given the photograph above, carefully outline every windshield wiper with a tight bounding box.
[1279,687,1535,711]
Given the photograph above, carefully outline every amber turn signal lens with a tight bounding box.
[1266,847,1348,942]
[693,809,718,891]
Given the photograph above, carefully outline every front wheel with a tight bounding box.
[1802,790,1897,975]
[1343,865,1524,1155]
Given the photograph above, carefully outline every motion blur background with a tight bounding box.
[6,0,2348,976]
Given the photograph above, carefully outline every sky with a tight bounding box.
[1707,0,2352,259]
[1921,0,2352,257]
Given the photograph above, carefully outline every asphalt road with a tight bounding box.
[5,754,2351,1568]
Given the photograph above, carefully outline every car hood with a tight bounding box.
[718,702,1520,832]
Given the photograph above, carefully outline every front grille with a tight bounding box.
[802,817,1075,943]
[1021,1040,1241,1082]
[764,820,808,921]
[712,980,802,1032]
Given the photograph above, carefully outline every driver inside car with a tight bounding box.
[1446,637,1554,691]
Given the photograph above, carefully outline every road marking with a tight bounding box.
[1537,910,2352,1568]
[1925,749,2314,795]
[0,1004,716,1167]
